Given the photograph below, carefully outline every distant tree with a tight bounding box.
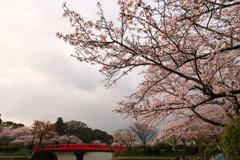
[9,126,32,140]
[0,114,2,124]
[0,126,33,146]
[55,119,113,143]
[130,123,157,149]
[32,119,56,145]
[113,128,136,150]
[80,127,92,143]
[91,129,113,144]
[11,135,33,146]
[7,127,32,146]
[64,120,90,142]
[0,126,12,144]
[2,121,24,129]
[54,117,65,135]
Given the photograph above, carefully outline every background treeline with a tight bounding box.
[54,117,113,143]
[1,121,24,129]
[0,117,113,146]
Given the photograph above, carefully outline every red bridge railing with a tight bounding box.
[33,144,124,152]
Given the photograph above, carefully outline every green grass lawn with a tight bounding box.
[0,149,32,157]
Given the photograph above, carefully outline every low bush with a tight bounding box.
[116,148,146,157]
[0,146,19,152]
[198,145,207,152]
[176,144,185,150]
[152,145,161,154]
[164,144,172,153]
[114,147,184,158]
[144,146,153,154]
[133,145,145,149]
[183,145,198,155]
[156,142,168,149]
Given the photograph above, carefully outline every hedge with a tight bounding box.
[198,145,207,152]
[152,145,161,154]
[183,145,198,155]
[0,146,19,152]
[164,144,172,153]
[176,144,185,150]
[156,142,168,149]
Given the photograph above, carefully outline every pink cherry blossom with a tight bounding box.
[57,0,240,130]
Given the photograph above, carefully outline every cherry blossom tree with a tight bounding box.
[50,135,83,144]
[113,128,136,149]
[8,126,32,139]
[93,140,101,144]
[0,126,12,144]
[130,123,157,148]
[0,126,33,146]
[9,127,33,146]
[57,0,240,127]
[158,106,227,144]
[11,135,34,146]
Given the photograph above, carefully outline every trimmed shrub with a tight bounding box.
[152,145,161,154]
[164,143,172,153]
[198,145,207,152]
[157,142,168,149]
[0,146,19,152]
[144,146,153,154]
[133,145,145,149]
[220,116,240,160]
[183,145,198,155]
[116,148,154,157]
[176,144,185,150]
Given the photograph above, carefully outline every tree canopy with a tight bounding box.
[54,117,113,143]
[54,117,65,135]
[113,128,136,149]
[158,106,226,144]
[32,119,56,145]
[57,0,240,127]
[2,121,24,129]
[91,129,113,144]
[64,120,92,142]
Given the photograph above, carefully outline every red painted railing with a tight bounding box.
[33,144,124,152]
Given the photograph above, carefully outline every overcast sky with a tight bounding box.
[0,0,144,134]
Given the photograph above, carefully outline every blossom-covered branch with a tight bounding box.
[57,0,240,127]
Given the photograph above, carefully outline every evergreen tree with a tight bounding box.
[220,116,240,160]
[54,117,65,135]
